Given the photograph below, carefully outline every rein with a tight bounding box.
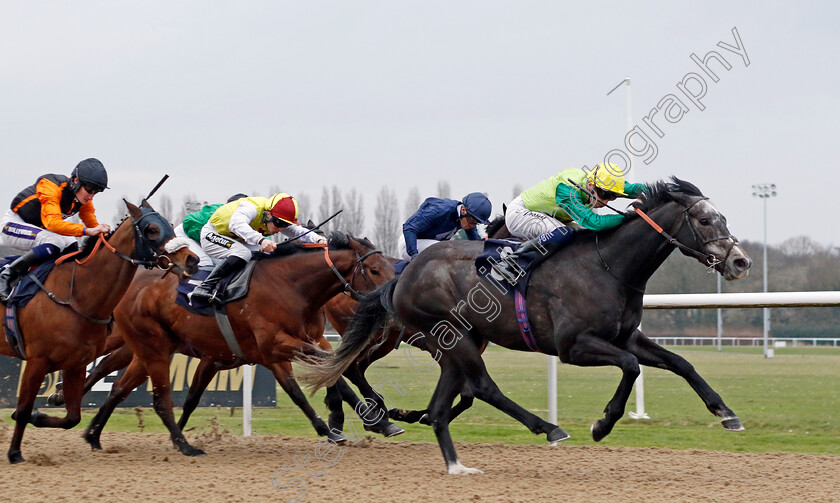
[567,179,733,272]
[322,245,383,299]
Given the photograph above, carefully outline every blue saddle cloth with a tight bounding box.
[474,239,538,298]
[2,256,59,360]
[1,257,57,308]
[175,260,258,316]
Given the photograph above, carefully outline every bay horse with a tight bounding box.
[306,178,753,474]
[82,233,394,456]
[0,200,198,463]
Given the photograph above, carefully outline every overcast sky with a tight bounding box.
[2,1,838,247]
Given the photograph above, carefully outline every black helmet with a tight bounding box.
[227,193,248,203]
[71,158,109,193]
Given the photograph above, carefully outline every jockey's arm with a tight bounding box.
[228,201,266,245]
[555,184,625,232]
[402,212,431,257]
[36,178,86,236]
[280,224,326,244]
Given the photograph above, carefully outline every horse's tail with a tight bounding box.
[299,278,398,391]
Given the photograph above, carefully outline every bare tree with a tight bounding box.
[343,188,365,236]
[437,180,451,199]
[319,186,344,231]
[374,186,400,256]
[296,192,312,225]
[404,186,421,221]
[157,193,174,223]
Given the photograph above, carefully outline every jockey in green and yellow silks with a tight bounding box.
[190,193,325,304]
[493,164,647,281]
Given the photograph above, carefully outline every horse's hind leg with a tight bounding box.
[177,357,224,430]
[146,356,205,456]
[7,358,50,463]
[427,359,482,474]
[268,361,347,444]
[340,366,405,437]
[84,356,150,450]
[625,328,743,431]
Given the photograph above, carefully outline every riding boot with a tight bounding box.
[190,256,247,304]
[492,227,575,283]
[0,250,44,302]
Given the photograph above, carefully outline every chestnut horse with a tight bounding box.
[0,200,198,463]
[82,233,394,456]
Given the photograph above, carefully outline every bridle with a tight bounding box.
[595,196,739,293]
[323,245,384,299]
[635,197,738,271]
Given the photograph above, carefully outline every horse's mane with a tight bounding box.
[327,232,375,251]
[626,177,704,218]
[485,215,507,237]
[264,231,374,259]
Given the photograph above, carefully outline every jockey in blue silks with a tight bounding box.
[396,193,491,271]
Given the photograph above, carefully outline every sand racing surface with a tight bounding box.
[1,425,838,502]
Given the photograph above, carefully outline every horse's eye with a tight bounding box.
[699,218,711,226]
[146,226,160,239]
[369,268,380,276]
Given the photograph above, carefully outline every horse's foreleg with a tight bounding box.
[83,356,149,450]
[146,357,205,456]
[564,334,641,441]
[7,358,49,463]
[625,329,743,431]
[177,357,223,430]
[268,361,347,444]
[30,365,84,430]
[48,344,134,406]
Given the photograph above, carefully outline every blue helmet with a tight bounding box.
[462,192,492,224]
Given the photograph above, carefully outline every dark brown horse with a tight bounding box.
[0,201,198,463]
[308,179,752,474]
[82,233,394,455]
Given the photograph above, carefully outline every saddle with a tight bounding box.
[176,260,259,316]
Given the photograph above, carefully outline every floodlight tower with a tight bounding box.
[752,183,777,358]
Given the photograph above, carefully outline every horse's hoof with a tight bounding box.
[327,430,348,444]
[547,427,570,443]
[418,413,431,426]
[8,451,24,464]
[591,419,611,442]
[721,416,744,431]
[181,447,206,457]
[447,461,484,475]
[29,411,47,427]
[83,432,103,451]
[380,423,405,438]
[47,393,65,407]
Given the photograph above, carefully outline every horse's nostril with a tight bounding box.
[734,258,750,270]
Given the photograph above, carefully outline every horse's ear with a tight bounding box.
[306,219,316,229]
[124,199,142,220]
[502,203,507,215]
[667,191,693,206]
[140,198,153,210]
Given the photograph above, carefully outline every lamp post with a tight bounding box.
[752,183,777,358]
